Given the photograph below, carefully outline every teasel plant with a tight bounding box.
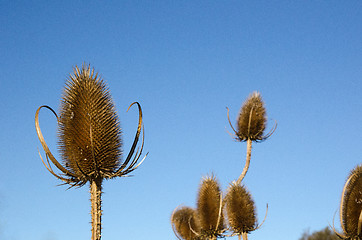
[227,91,276,185]
[35,64,146,240]
[332,165,362,240]
[224,183,267,240]
[171,175,225,240]
[171,206,201,240]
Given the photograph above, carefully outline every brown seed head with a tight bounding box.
[196,175,225,238]
[58,64,122,180]
[171,207,200,240]
[341,165,362,238]
[237,92,267,142]
[225,183,257,234]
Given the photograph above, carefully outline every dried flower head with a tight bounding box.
[58,65,122,180]
[171,206,200,240]
[196,175,225,238]
[225,183,257,234]
[227,91,276,142]
[337,165,362,239]
[35,64,145,187]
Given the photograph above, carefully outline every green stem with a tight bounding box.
[90,178,103,240]
[236,139,252,185]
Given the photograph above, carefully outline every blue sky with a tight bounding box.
[1,1,362,240]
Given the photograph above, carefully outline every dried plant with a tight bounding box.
[196,176,225,239]
[227,91,276,185]
[35,64,146,240]
[225,183,267,240]
[333,165,362,240]
[225,183,257,234]
[171,206,201,240]
[171,92,275,240]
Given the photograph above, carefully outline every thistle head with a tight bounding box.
[196,175,225,238]
[227,91,276,142]
[339,165,362,239]
[58,65,122,181]
[237,92,267,141]
[171,206,200,240]
[225,183,257,234]
[35,64,145,187]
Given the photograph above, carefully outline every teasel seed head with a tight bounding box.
[171,206,200,240]
[196,175,225,238]
[227,91,276,142]
[35,64,146,187]
[225,183,257,234]
[58,65,122,180]
[338,165,362,239]
[237,92,266,141]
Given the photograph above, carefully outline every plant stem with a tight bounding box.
[242,232,248,240]
[90,177,103,240]
[236,139,252,185]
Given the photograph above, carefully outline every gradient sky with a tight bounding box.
[1,1,362,240]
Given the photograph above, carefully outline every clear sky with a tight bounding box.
[1,1,362,240]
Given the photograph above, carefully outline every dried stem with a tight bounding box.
[236,139,252,185]
[358,210,362,236]
[90,178,103,240]
[241,232,248,240]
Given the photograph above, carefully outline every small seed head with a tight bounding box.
[196,175,225,238]
[225,183,257,234]
[236,92,267,142]
[341,165,362,238]
[171,207,200,240]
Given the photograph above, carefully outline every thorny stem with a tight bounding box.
[90,178,103,240]
[236,139,252,185]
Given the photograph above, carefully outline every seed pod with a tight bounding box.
[171,207,200,240]
[236,92,267,142]
[196,176,224,238]
[225,183,257,234]
[58,65,122,180]
[340,165,362,238]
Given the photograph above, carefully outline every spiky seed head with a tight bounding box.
[196,175,225,237]
[225,183,257,234]
[58,64,122,181]
[171,207,200,240]
[237,92,267,142]
[341,165,362,238]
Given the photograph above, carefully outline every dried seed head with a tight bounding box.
[341,165,362,238]
[237,92,267,142]
[225,183,257,234]
[196,175,225,237]
[171,207,200,240]
[58,64,122,180]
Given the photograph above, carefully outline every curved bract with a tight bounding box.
[35,65,146,187]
